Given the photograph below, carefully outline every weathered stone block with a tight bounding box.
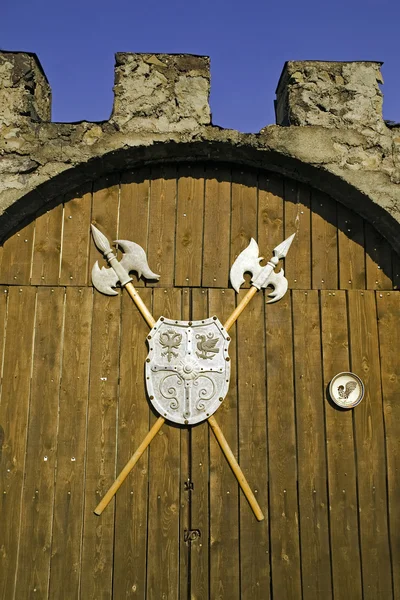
[275,60,384,131]
[0,51,51,125]
[111,53,211,131]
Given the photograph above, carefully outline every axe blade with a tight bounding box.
[116,240,160,281]
[92,261,119,296]
[230,238,263,293]
[265,269,288,303]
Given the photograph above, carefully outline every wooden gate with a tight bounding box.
[0,164,399,599]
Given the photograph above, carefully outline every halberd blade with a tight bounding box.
[116,240,160,281]
[265,269,288,303]
[92,261,119,295]
[229,238,263,293]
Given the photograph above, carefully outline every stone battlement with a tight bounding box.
[0,51,399,251]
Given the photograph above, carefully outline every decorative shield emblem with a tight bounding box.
[145,316,231,425]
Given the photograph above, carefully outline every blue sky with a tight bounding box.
[1,0,399,131]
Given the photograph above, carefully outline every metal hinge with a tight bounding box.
[184,529,201,543]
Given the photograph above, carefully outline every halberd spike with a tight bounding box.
[273,233,296,260]
[91,224,112,254]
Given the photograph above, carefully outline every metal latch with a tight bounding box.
[184,529,201,543]
[184,479,194,491]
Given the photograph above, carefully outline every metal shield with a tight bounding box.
[145,316,231,425]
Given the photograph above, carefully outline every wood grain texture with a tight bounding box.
[89,175,120,275]
[365,223,393,290]
[31,203,63,285]
[284,181,311,289]
[236,289,270,599]
[208,289,240,600]
[257,173,284,260]
[16,287,65,597]
[81,177,121,598]
[49,287,93,600]
[0,287,36,600]
[0,221,35,284]
[113,288,152,599]
[377,291,400,599]
[392,251,400,290]
[146,288,182,600]
[320,291,362,599]
[348,290,392,599]
[179,287,190,600]
[60,185,92,286]
[292,290,332,599]
[230,170,258,287]
[190,288,210,599]
[0,286,8,380]
[80,291,121,599]
[175,165,205,287]
[202,167,231,288]
[266,294,302,599]
[337,204,366,289]
[311,190,338,289]
[147,166,177,287]
[119,169,150,287]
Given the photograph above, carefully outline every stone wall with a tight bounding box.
[0,51,399,251]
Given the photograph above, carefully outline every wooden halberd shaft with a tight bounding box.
[94,282,264,521]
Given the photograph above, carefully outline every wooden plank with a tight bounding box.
[236,289,270,599]
[0,221,35,284]
[89,175,120,275]
[112,287,152,599]
[31,203,63,285]
[175,165,205,287]
[0,286,8,377]
[60,184,92,286]
[348,290,392,598]
[147,166,177,287]
[0,287,36,599]
[311,190,338,289]
[202,167,231,288]
[230,170,258,287]
[257,173,284,257]
[292,290,332,599]
[190,288,210,599]
[49,287,93,599]
[80,291,121,599]
[119,169,150,288]
[337,204,366,289]
[284,181,311,289]
[365,223,393,290]
[377,291,400,598]
[320,291,362,599]
[392,251,400,290]
[266,293,301,598]
[179,288,191,600]
[146,288,182,599]
[16,287,65,597]
[208,289,240,599]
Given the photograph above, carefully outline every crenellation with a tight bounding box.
[111,53,211,131]
[275,60,384,131]
[0,52,51,125]
[0,51,398,252]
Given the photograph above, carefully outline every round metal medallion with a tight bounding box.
[329,372,364,409]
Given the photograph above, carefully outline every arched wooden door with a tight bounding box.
[0,164,398,600]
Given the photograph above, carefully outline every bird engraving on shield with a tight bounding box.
[146,316,231,426]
